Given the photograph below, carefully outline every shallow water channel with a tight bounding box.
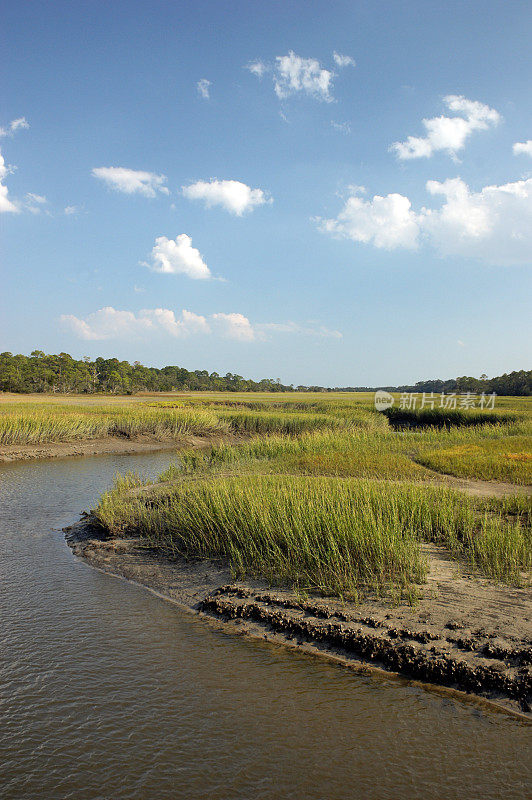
[0,451,530,799]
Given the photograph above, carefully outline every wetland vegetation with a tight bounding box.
[2,390,530,596]
[4,389,531,713]
[67,391,531,597]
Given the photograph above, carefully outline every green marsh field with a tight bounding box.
[2,391,531,599]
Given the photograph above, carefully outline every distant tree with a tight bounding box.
[0,352,529,396]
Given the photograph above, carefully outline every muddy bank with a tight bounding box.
[417,469,532,499]
[0,433,236,463]
[65,518,532,719]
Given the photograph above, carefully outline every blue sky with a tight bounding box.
[1,0,531,386]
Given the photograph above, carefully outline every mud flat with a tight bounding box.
[65,517,532,720]
[0,433,235,463]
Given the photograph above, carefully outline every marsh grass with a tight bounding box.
[95,473,531,592]
[220,410,347,435]
[0,398,377,445]
[415,437,532,484]
[95,475,428,595]
[158,419,532,484]
[3,392,530,595]
[0,405,227,444]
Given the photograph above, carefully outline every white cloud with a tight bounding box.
[141,308,211,337]
[182,178,271,215]
[146,234,212,279]
[92,166,169,197]
[60,307,154,340]
[26,192,46,204]
[0,120,29,212]
[274,51,334,101]
[0,151,18,213]
[513,140,532,157]
[0,117,29,137]
[197,79,211,99]
[333,52,355,68]
[60,307,211,341]
[61,306,342,343]
[211,312,256,341]
[391,95,501,160]
[247,52,336,102]
[10,117,29,133]
[331,120,351,134]
[421,177,532,265]
[318,176,532,265]
[24,193,52,215]
[317,187,419,249]
[64,205,80,215]
[246,60,267,77]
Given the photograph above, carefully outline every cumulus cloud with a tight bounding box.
[60,307,153,340]
[391,95,501,160]
[211,312,256,341]
[0,151,18,213]
[317,186,419,249]
[182,179,271,215]
[318,177,532,265]
[0,119,29,212]
[333,52,355,68]
[274,51,334,101]
[247,52,336,102]
[141,308,210,337]
[513,140,532,157]
[92,166,169,197]
[60,307,211,341]
[0,117,29,137]
[421,177,532,264]
[146,234,212,279]
[197,79,211,99]
[62,307,342,343]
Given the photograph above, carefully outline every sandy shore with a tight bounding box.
[65,517,532,720]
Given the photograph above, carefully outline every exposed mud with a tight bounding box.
[416,465,532,498]
[0,433,234,463]
[65,518,532,719]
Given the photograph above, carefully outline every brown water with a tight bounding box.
[0,452,530,800]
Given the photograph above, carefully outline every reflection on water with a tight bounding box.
[0,452,530,799]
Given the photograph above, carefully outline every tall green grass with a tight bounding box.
[95,474,531,592]
[0,400,373,445]
[0,406,227,444]
[415,437,532,485]
[220,410,346,435]
[158,427,426,482]
[158,419,532,485]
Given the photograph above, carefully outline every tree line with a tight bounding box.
[334,371,532,397]
[0,351,530,396]
[0,351,297,393]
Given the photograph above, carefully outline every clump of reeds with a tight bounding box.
[0,406,228,444]
[219,410,346,435]
[94,474,531,593]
